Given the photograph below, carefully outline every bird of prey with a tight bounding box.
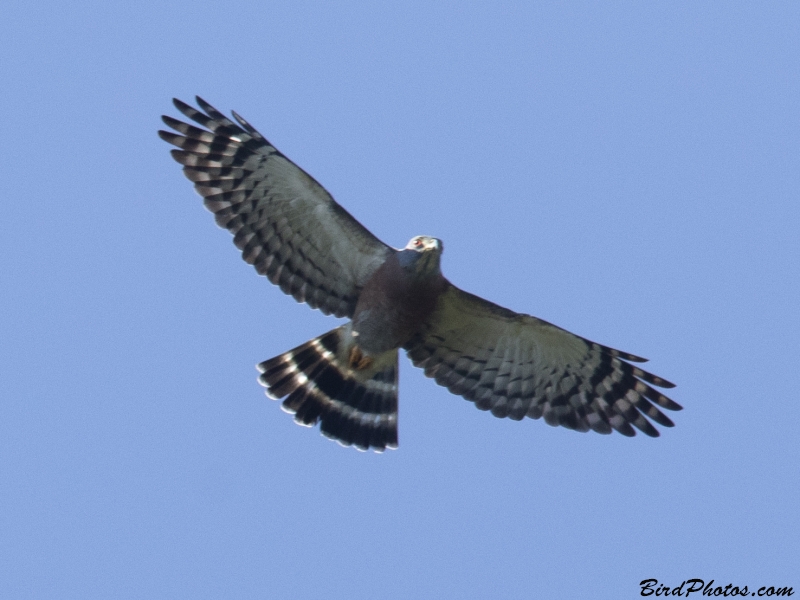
[159,97,680,452]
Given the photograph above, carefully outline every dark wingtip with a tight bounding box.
[157,129,177,143]
[161,115,184,130]
[195,96,214,113]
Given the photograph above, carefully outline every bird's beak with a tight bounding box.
[427,238,442,252]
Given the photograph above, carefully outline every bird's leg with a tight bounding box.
[348,346,374,370]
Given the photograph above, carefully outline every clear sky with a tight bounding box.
[2,2,798,598]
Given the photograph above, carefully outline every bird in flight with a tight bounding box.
[159,97,680,452]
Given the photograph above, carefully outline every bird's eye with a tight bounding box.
[413,239,422,247]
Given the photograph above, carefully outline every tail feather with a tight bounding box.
[257,327,399,452]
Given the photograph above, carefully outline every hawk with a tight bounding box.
[159,97,681,452]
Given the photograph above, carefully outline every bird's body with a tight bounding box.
[353,238,446,355]
[160,97,681,451]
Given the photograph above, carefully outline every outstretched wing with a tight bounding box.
[405,285,681,437]
[159,97,393,318]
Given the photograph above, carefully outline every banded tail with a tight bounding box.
[257,327,399,452]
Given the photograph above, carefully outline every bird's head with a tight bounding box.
[397,235,444,276]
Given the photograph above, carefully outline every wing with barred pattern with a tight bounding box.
[159,97,393,318]
[404,285,681,437]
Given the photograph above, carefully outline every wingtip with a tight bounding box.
[161,114,183,129]
[626,353,649,363]
[157,129,178,143]
[195,95,214,113]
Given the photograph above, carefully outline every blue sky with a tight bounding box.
[1,2,798,598]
